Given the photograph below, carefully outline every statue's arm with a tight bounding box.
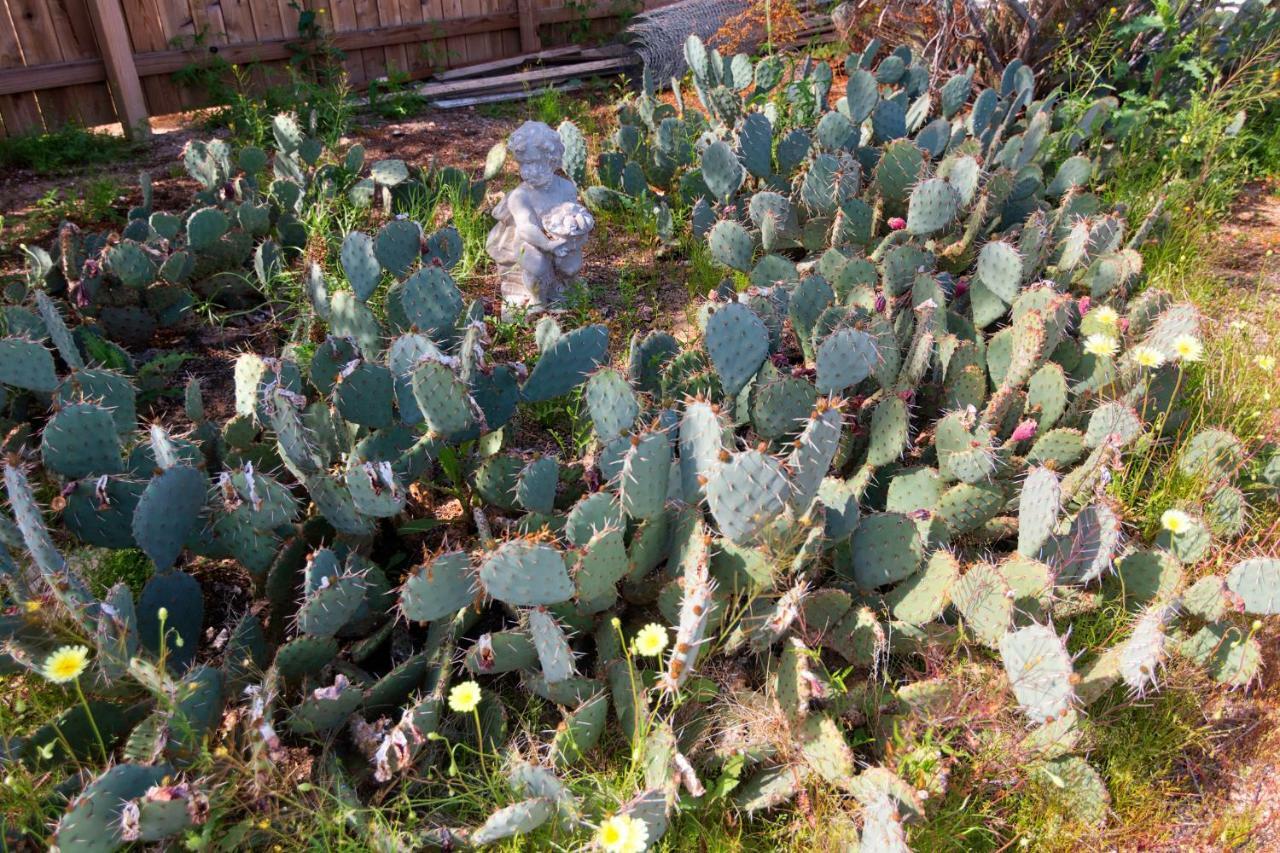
[507,191,563,251]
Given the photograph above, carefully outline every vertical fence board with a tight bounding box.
[9,0,83,126]
[53,0,118,125]
[0,2,44,134]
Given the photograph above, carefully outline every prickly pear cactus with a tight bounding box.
[2,38,1279,853]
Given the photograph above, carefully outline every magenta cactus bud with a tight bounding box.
[888,216,906,230]
[1118,317,1130,333]
[1078,296,1092,314]
[954,277,970,296]
[1011,419,1038,442]
[875,293,887,312]
[898,389,915,403]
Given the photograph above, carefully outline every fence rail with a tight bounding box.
[0,0,648,139]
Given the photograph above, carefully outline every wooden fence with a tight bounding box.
[0,0,648,139]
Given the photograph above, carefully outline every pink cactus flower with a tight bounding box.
[888,217,907,231]
[1011,419,1038,443]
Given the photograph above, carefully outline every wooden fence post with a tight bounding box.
[517,0,541,54]
[85,0,150,140]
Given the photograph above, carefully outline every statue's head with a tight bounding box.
[507,121,564,190]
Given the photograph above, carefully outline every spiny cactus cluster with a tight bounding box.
[2,41,1280,852]
[13,114,485,350]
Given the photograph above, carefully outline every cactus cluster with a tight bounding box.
[3,41,1280,853]
[13,114,485,350]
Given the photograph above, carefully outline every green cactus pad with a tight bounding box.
[906,178,961,235]
[701,140,744,203]
[137,569,203,671]
[522,324,609,403]
[888,549,959,625]
[848,512,924,588]
[585,368,639,441]
[289,676,364,734]
[1001,623,1076,723]
[618,430,672,520]
[55,763,172,853]
[479,540,573,606]
[705,448,790,544]
[815,327,879,394]
[133,466,206,572]
[399,265,463,340]
[705,302,768,397]
[41,403,123,479]
[551,691,608,767]
[410,357,475,438]
[707,219,755,272]
[0,337,58,392]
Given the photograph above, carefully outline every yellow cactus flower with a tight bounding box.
[597,814,649,853]
[1092,306,1119,327]
[1132,346,1165,369]
[633,624,669,657]
[1083,334,1119,358]
[448,680,482,713]
[42,645,90,684]
[1172,334,1203,363]
[1161,509,1191,535]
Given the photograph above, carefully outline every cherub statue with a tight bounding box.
[486,121,594,312]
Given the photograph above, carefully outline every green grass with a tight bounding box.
[0,126,137,174]
[80,548,152,598]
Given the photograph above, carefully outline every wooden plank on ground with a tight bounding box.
[418,54,636,98]
[86,0,151,136]
[433,79,580,108]
[430,43,580,80]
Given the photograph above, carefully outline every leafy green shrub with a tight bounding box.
[0,126,137,174]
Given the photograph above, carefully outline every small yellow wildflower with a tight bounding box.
[23,600,40,613]
[1256,355,1276,371]
[448,680,482,713]
[597,814,649,853]
[1132,346,1165,369]
[1083,334,1118,358]
[42,645,89,684]
[1092,306,1119,327]
[1161,509,1191,535]
[633,624,669,657]
[1172,334,1203,363]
